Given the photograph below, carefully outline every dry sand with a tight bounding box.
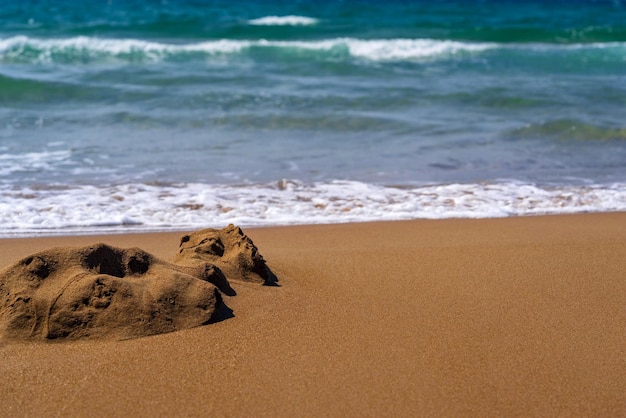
[1,213,625,416]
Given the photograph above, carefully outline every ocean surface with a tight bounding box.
[1,0,625,236]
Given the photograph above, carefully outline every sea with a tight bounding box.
[1,0,625,236]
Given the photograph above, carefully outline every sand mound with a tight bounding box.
[0,243,226,341]
[173,224,276,285]
[0,225,274,341]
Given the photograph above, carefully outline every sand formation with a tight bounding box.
[174,224,276,285]
[0,225,272,341]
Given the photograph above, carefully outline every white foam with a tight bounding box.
[342,38,496,60]
[1,180,625,237]
[0,150,72,177]
[0,35,249,63]
[0,35,497,63]
[248,15,319,26]
[3,35,625,64]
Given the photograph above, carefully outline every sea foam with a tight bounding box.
[1,181,625,237]
[6,35,623,64]
[248,15,319,26]
[0,35,500,63]
[0,150,72,177]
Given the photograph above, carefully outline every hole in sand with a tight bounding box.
[84,245,125,278]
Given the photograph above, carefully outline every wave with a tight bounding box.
[509,120,626,142]
[1,180,625,237]
[3,35,625,70]
[0,150,73,177]
[0,35,496,63]
[248,15,319,26]
[2,35,625,65]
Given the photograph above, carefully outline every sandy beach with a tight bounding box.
[1,213,625,416]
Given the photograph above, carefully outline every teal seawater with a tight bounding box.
[3,0,626,43]
[0,0,625,234]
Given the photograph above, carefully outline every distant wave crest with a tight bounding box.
[2,36,625,65]
[0,35,496,63]
[248,15,319,26]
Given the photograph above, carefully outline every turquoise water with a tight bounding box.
[1,0,625,235]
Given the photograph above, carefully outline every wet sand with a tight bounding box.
[1,213,625,416]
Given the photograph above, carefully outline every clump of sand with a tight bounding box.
[173,224,276,285]
[0,225,272,341]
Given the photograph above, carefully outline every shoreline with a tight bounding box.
[2,209,625,240]
[4,181,626,234]
[1,213,625,416]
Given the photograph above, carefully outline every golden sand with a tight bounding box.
[1,213,625,416]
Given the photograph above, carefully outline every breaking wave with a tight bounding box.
[248,15,319,26]
[1,180,625,237]
[0,35,498,64]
